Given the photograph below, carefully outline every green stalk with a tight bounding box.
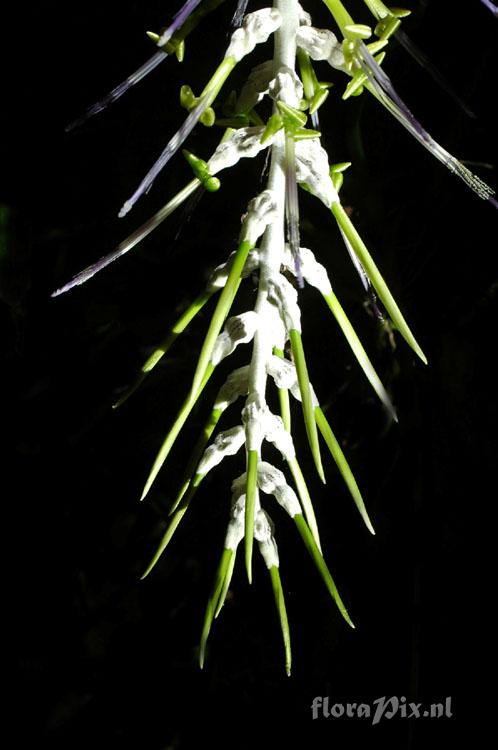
[287,457,321,551]
[289,329,325,484]
[314,406,374,534]
[168,406,223,515]
[199,548,235,669]
[113,289,215,409]
[321,0,355,34]
[297,48,318,104]
[294,513,354,627]
[191,240,252,394]
[269,566,292,676]
[273,347,291,432]
[322,290,397,420]
[245,449,259,584]
[214,548,237,618]
[140,363,215,501]
[331,201,427,363]
[140,483,197,579]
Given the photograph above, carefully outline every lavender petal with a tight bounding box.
[480,0,498,18]
[231,0,250,30]
[358,43,496,206]
[52,180,199,296]
[157,0,203,47]
[66,51,168,132]
[394,30,476,119]
[118,96,211,218]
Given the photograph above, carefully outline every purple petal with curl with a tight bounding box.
[66,0,204,132]
[394,30,475,119]
[480,0,498,17]
[118,96,211,218]
[231,0,250,29]
[157,0,203,47]
[357,44,496,207]
[66,51,168,132]
[51,181,199,296]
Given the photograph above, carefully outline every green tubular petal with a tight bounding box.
[322,290,397,421]
[297,48,318,106]
[199,548,234,669]
[141,483,198,579]
[113,289,215,409]
[289,329,326,484]
[214,548,237,618]
[191,239,252,394]
[309,88,329,115]
[140,363,215,501]
[343,70,369,100]
[245,450,259,585]
[168,406,223,515]
[331,202,427,364]
[287,457,321,551]
[293,513,354,628]
[321,0,355,35]
[269,566,292,677]
[314,406,375,534]
[273,347,291,433]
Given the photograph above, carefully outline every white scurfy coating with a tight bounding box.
[224,494,246,550]
[296,25,346,70]
[295,138,339,208]
[257,461,301,517]
[225,8,282,63]
[196,425,246,476]
[242,394,271,451]
[239,189,280,246]
[211,312,259,366]
[236,60,274,114]
[207,249,260,291]
[282,244,333,295]
[266,355,320,407]
[254,509,279,568]
[208,129,276,178]
[213,366,249,412]
[264,412,296,461]
[297,2,312,27]
[268,67,303,108]
[266,272,302,333]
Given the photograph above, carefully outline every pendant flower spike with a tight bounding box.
[56,0,496,674]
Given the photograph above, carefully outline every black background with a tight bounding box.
[3,1,497,747]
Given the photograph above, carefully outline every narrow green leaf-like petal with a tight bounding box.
[287,457,321,551]
[331,201,427,364]
[315,406,375,534]
[294,513,354,628]
[113,289,215,409]
[199,548,234,669]
[322,290,397,421]
[245,450,259,584]
[214,548,237,618]
[140,363,215,501]
[273,347,291,432]
[141,484,197,579]
[269,566,292,676]
[321,0,355,34]
[191,239,252,394]
[289,329,326,484]
[168,407,223,515]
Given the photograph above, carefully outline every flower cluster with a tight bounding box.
[55,0,496,674]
